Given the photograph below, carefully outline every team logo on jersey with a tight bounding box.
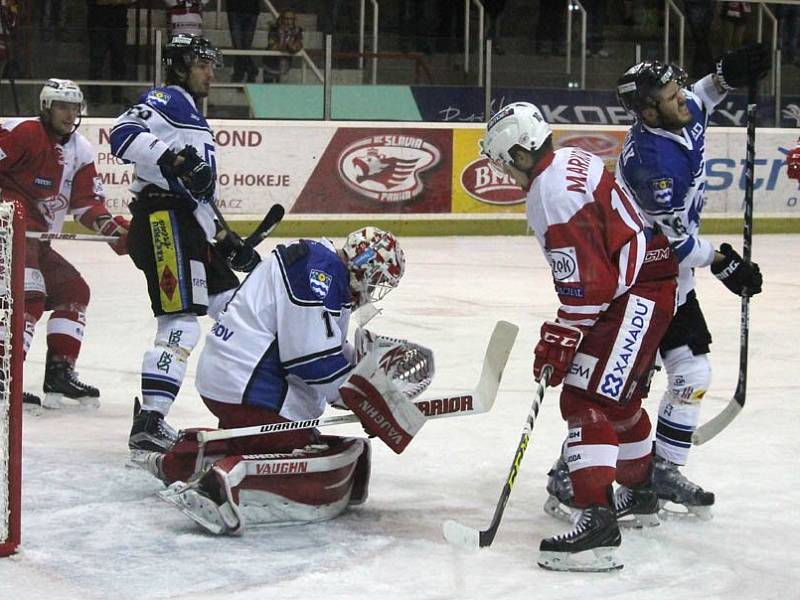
[147,90,171,106]
[309,269,333,299]
[547,247,580,282]
[338,135,440,203]
[460,157,526,205]
[650,177,674,206]
[597,294,655,402]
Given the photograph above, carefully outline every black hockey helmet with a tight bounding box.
[163,33,221,82]
[616,61,687,117]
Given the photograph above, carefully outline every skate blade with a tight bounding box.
[617,512,660,529]
[43,393,100,410]
[538,547,623,572]
[158,482,241,535]
[658,499,713,521]
[543,495,576,524]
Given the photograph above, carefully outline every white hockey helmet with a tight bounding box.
[342,227,405,307]
[40,78,84,112]
[479,102,552,170]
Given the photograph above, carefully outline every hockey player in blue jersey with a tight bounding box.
[109,34,260,455]
[544,44,768,522]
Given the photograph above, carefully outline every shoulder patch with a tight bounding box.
[146,90,172,106]
[650,177,673,205]
[309,269,333,299]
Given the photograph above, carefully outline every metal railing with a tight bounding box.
[663,0,685,68]
[565,0,587,89]
[464,0,485,86]
[359,0,380,84]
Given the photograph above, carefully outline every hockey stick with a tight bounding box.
[692,84,756,446]
[442,366,552,548]
[193,320,519,470]
[210,202,284,247]
[25,231,118,242]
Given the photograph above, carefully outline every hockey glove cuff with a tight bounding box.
[533,321,583,387]
[715,43,771,90]
[216,231,261,273]
[711,243,763,297]
[97,214,130,255]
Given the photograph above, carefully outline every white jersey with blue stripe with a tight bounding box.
[616,75,726,305]
[195,238,357,422]
[109,85,217,240]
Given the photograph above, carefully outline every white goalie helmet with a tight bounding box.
[40,78,84,112]
[343,227,405,307]
[479,102,552,170]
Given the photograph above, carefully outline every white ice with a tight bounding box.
[1,234,798,600]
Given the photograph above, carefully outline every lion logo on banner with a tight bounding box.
[338,135,441,203]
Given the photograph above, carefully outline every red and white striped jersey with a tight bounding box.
[0,118,108,233]
[525,147,646,329]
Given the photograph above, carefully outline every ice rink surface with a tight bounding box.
[1,233,798,600]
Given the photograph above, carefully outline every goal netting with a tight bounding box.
[0,201,23,557]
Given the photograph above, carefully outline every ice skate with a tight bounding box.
[651,454,714,520]
[159,468,243,536]
[538,504,623,572]
[126,449,169,484]
[542,457,578,523]
[43,360,100,408]
[128,397,179,453]
[613,485,660,528]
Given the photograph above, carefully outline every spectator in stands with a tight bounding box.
[226,0,260,83]
[485,0,507,56]
[534,0,565,56]
[262,11,303,84]
[41,0,67,41]
[164,0,209,38]
[397,1,434,54]
[585,0,612,58]
[684,0,716,78]
[87,0,134,107]
[777,3,800,66]
[721,2,752,52]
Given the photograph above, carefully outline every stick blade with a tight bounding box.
[245,204,285,247]
[472,320,519,413]
[692,400,743,445]
[442,519,481,548]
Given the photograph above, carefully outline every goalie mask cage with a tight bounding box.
[0,201,23,557]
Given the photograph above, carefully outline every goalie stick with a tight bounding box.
[442,366,552,548]
[692,84,756,446]
[192,320,519,472]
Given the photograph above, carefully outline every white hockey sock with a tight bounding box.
[141,315,200,415]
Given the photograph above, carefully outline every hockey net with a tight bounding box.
[0,201,23,557]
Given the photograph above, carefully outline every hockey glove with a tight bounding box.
[533,321,583,387]
[98,214,130,255]
[216,231,261,273]
[715,43,771,90]
[158,146,215,201]
[711,243,763,297]
[787,143,800,182]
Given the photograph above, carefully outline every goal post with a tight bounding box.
[0,201,24,557]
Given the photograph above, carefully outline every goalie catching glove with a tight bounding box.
[711,243,762,297]
[339,335,435,453]
[533,321,583,387]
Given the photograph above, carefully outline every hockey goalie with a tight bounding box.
[130,227,435,535]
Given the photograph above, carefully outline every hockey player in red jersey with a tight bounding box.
[788,137,800,181]
[0,78,129,409]
[480,102,678,571]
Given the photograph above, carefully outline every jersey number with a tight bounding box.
[322,311,335,338]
